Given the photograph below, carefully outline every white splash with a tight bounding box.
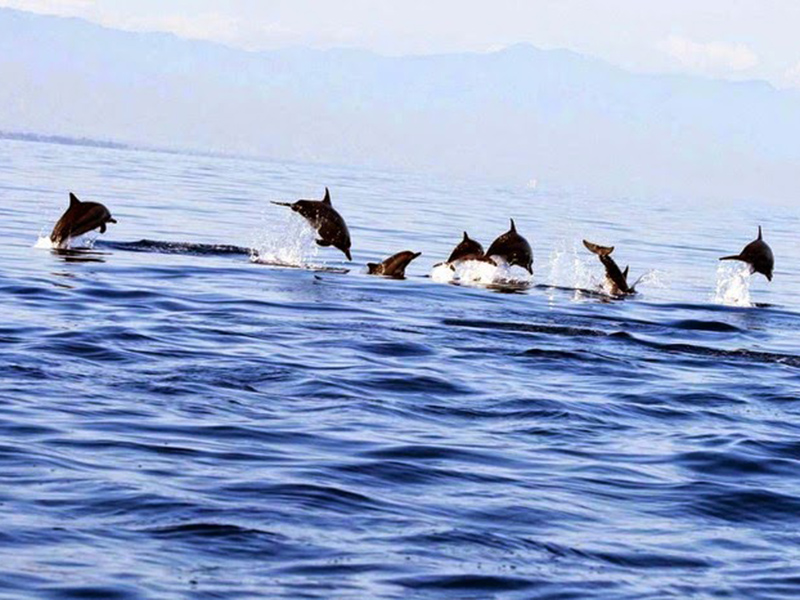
[714,261,752,307]
[34,236,55,249]
[34,233,97,250]
[543,240,664,299]
[545,242,598,293]
[250,208,321,267]
[430,259,532,287]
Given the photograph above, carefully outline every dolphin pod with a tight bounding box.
[45,188,776,297]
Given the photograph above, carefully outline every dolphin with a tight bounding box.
[485,219,533,274]
[367,251,421,278]
[50,192,117,246]
[447,231,486,263]
[271,187,352,261]
[719,226,774,281]
[583,240,636,295]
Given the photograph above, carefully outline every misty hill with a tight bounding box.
[1,7,798,200]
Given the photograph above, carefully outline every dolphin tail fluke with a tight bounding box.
[583,240,614,256]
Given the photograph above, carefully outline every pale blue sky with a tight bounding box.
[3,0,800,87]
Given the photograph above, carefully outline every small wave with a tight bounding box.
[714,261,752,307]
[668,319,742,333]
[610,331,800,368]
[390,574,539,592]
[444,318,607,338]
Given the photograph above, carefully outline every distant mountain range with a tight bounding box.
[1,7,798,201]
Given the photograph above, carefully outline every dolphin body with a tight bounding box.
[433,231,495,270]
[447,231,486,263]
[50,193,117,246]
[272,188,352,260]
[367,251,421,278]
[485,219,533,274]
[719,226,774,281]
[583,240,635,295]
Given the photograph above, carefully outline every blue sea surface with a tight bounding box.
[2,137,800,598]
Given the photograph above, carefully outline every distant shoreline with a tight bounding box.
[0,130,251,163]
[0,130,131,151]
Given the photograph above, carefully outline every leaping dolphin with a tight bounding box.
[50,192,117,246]
[485,219,533,274]
[719,226,774,281]
[272,187,352,261]
[447,231,486,263]
[367,251,421,278]
[583,240,636,295]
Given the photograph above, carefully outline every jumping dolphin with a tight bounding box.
[485,219,533,274]
[271,188,352,261]
[719,226,774,281]
[50,192,117,246]
[367,251,421,278]
[447,231,486,263]
[583,240,636,295]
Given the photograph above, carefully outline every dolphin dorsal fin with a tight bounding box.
[322,187,331,204]
[623,266,630,279]
[509,218,516,232]
[463,231,469,241]
[758,225,763,240]
[69,192,81,208]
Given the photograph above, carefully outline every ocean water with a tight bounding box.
[2,137,800,599]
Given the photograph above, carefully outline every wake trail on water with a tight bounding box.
[98,240,252,256]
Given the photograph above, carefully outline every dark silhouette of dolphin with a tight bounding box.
[271,187,352,261]
[50,192,117,246]
[720,226,774,281]
[447,231,485,263]
[367,251,421,278]
[485,219,533,274]
[583,240,635,295]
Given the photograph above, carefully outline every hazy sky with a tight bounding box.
[4,0,800,88]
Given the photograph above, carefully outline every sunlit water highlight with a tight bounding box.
[2,138,800,599]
